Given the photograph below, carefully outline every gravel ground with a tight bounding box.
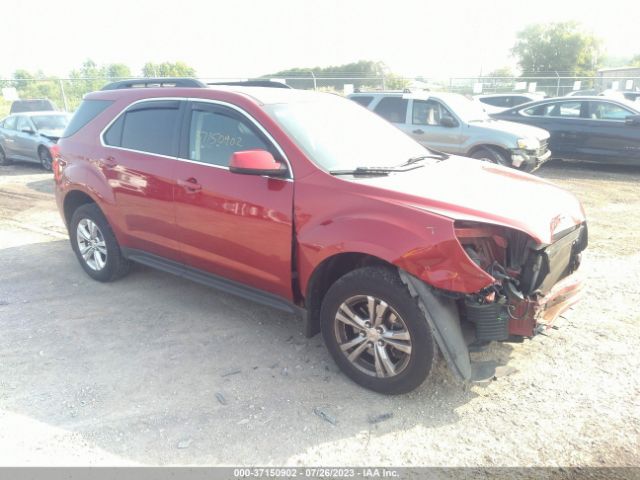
[0,160,639,467]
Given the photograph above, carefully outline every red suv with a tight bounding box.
[54,79,587,393]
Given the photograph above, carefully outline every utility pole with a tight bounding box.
[310,71,317,91]
[58,79,69,112]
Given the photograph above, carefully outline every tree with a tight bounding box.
[512,22,601,76]
[487,67,514,78]
[631,55,640,67]
[142,62,196,77]
[266,60,387,90]
[105,63,131,79]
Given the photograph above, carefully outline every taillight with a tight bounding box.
[50,145,64,182]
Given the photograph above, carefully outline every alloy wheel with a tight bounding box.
[334,295,412,378]
[76,218,107,271]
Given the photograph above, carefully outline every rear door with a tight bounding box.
[173,100,294,299]
[581,100,640,164]
[0,115,19,157]
[404,99,463,153]
[519,100,588,160]
[372,96,409,127]
[100,99,183,261]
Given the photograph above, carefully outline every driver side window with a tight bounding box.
[16,116,32,132]
[188,106,271,167]
[412,100,454,126]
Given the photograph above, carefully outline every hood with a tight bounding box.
[357,156,585,245]
[469,119,549,141]
[38,128,64,141]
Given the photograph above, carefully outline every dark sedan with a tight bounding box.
[491,97,640,165]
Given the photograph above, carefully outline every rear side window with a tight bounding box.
[62,99,113,138]
[350,96,374,107]
[374,97,408,123]
[480,97,508,107]
[510,96,531,107]
[523,101,584,118]
[2,116,17,130]
[105,100,181,157]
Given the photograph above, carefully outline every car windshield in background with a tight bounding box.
[32,114,69,131]
[444,95,491,122]
[265,96,429,172]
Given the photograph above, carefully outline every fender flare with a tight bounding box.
[398,269,472,381]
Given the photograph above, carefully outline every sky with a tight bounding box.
[1,0,638,80]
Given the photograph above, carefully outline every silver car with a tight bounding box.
[0,111,70,171]
[349,91,551,172]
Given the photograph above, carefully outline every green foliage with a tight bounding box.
[631,55,640,67]
[142,62,196,78]
[267,60,387,90]
[384,73,409,90]
[2,59,197,113]
[512,22,601,76]
[487,67,514,78]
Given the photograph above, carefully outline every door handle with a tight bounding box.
[178,177,202,192]
[412,129,425,134]
[100,156,118,168]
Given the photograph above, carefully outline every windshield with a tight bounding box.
[441,94,491,122]
[265,95,430,171]
[32,114,69,131]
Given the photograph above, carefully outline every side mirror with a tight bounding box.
[229,150,288,177]
[21,127,35,134]
[440,116,458,128]
[625,115,640,126]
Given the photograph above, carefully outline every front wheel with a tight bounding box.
[320,266,436,394]
[470,146,510,167]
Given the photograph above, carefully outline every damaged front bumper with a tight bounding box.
[508,271,583,337]
[510,147,552,171]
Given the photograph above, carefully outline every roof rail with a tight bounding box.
[101,78,207,90]
[207,80,292,89]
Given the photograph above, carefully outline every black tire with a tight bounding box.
[0,146,12,166]
[69,203,130,282]
[320,266,436,394]
[38,147,53,171]
[470,146,510,167]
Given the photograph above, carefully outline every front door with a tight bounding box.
[582,100,640,164]
[173,101,294,299]
[14,115,38,160]
[402,99,463,154]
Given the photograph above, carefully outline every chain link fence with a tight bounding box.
[1,75,639,117]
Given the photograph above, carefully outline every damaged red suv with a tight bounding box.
[53,78,587,393]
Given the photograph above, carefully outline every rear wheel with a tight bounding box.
[39,147,53,171]
[470,146,510,167]
[70,203,130,282]
[0,146,12,166]
[320,266,436,394]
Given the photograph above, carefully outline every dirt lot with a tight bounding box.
[0,160,639,467]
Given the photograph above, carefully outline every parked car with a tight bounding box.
[53,79,587,394]
[10,98,57,114]
[473,93,544,113]
[348,91,551,172]
[599,89,640,102]
[565,89,599,97]
[491,96,640,165]
[0,111,70,170]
